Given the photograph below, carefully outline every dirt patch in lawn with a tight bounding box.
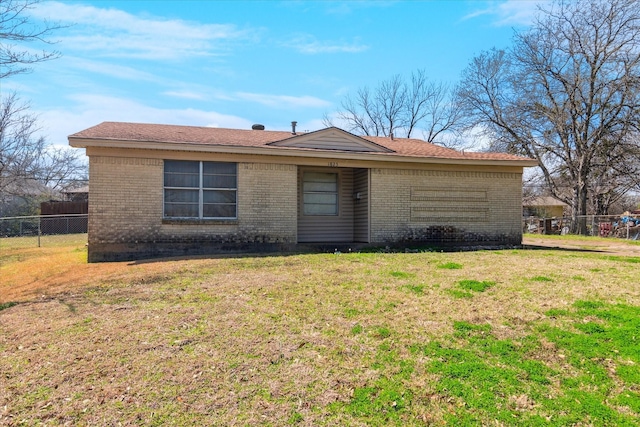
[3,236,638,304]
[523,235,640,256]
[1,252,215,303]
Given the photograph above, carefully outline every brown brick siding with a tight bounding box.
[88,156,164,245]
[237,163,297,242]
[369,168,523,245]
[88,155,297,261]
[87,153,524,261]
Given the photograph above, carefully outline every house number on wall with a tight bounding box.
[328,162,339,167]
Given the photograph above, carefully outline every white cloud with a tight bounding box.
[462,0,549,27]
[320,110,350,130]
[453,124,495,152]
[36,94,254,147]
[300,118,329,133]
[67,57,163,82]
[35,90,332,148]
[33,1,255,60]
[0,80,33,96]
[462,8,492,21]
[493,0,547,26]
[307,0,397,17]
[158,86,333,108]
[235,92,332,108]
[162,91,208,101]
[283,34,369,54]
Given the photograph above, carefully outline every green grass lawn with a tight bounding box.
[1,241,639,425]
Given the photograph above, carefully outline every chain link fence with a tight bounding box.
[523,214,640,240]
[3,213,638,250]
[0,214,88,248]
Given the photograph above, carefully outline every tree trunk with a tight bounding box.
[572,180,589,235]
[594,193,610,216]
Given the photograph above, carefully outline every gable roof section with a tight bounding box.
[268,127,393,153]
[69,121,538,166]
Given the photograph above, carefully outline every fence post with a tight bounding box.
[38,216,41,248]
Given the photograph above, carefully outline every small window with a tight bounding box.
[164,160,237,219]
[303,172,338,215]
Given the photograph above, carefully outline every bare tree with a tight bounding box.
[458,0,640,232]
[0,0,65,79]
[588,135,640,214]
[0,93,43,195]
[376,74,406,137]
[0,0,85,208]
[0,93,85,197]
[404,69,430,137]
[325,69,463,141]
[329,87,384,137]
[420,81,464,144]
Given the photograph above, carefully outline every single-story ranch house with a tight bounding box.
[69,122,538,262]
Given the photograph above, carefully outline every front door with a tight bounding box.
[297,167,354,243]
[297,167,369,243]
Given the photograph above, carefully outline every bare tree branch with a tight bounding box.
[0,0,85,211]
[1,92,85,197]
[329,69,463,142]
[458,0,640,231]
[0,0,66,79]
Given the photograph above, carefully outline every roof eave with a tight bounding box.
[68,137,539,167]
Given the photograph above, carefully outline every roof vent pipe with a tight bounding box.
[252,124,265,130]
[291,121,297,135]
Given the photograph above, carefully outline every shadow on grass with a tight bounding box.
[125,250,307,266]
[521,244,607,253]
[123,243,616,266]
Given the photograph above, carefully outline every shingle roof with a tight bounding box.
[523,196,569,207]
[69,121,536,163]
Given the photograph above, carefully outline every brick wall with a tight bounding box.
[88,155,297,261]
[87,152,525,261]
[88,156,163,245]
[236,162,297,242]
[369,167,523,246]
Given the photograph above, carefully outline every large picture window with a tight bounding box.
[164,160,237,219]
[303,172,338,215]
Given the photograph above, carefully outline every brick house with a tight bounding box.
[69,122,537,262]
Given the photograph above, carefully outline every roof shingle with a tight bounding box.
[69,121,535,163]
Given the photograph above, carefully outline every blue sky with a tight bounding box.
[5,0,546,148]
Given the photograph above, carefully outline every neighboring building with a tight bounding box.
[69,122,538,262]
[63,185,89,202]
[0,179,49,217]
[523,196,569,218]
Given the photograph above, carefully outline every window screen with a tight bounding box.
[164,161,237,219]
[303,172,338,215]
